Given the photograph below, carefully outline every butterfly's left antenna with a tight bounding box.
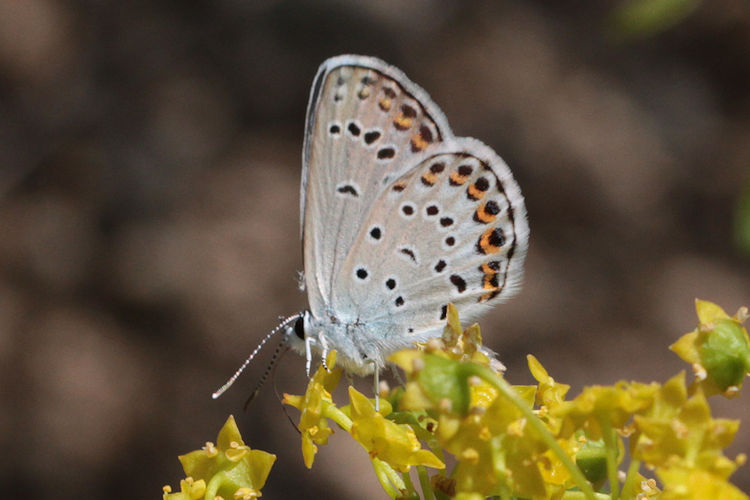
[243,338,290,410]
[212,313,302,400]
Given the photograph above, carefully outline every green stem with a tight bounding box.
[466,363,597,500]
[385,461,407,492]
[619,459,641,500]
[402,468,417,497]
[417,465,435,500]
[322,402,353,431]
[601,420,620,500]
[204,470,227,500]
[372,458,402,498]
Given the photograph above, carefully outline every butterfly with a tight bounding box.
[213,55,528,399]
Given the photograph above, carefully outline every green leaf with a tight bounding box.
[576,439,608,484]
[700,319,750,390]
[416,354,472,415]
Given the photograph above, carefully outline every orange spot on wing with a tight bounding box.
[421,171,437,186]
[482,274,498,290]
[467,184,486,201]
[481,262,500,291]
[474,203,496,224]
[393,113,413,130]
[449,172,468,186]
[480,263,498,275]
[379,98,392,111]
[411,125,434,152]
[411,133,429,152]
[478,228,501,254]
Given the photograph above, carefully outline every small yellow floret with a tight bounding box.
[461,447,480,463]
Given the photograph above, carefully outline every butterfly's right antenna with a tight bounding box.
[212,313,302,400]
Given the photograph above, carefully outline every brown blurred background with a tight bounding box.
[2,1,749,498]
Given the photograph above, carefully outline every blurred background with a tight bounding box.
[2,0,749,498]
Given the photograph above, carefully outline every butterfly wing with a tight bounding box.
[301,55,452,318]
[331,139,528,339]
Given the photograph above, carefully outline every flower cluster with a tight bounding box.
[165,299,749,499]
[282,350,444,497]
[283,301,749,500]
[163,415,276,500]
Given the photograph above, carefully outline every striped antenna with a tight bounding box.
[243,339,289,411]
[212,313,302,400]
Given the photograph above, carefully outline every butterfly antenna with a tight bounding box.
[212,313,301,400]
[270,344,302,434]
[243,338,289,411]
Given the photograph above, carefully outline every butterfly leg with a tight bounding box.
[318,332,330,372]
[372,362,380,412]
[305,335,314,377]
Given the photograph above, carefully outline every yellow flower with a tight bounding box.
[658,466,748,500]
[632,372,741,481]
[527,354,570,436]
[671,299,750,397]
[433,374,578,498]
[347,386,444,472]
[165,416,276,500]
[390,350,472,415]
[441,304,494,367]
[392,312,588,498]
[162,477,206,500]
[437,411,501,496]
[282,350,342,468]
[528,354,570,410]
[390,305,510,417]
[553,380,658,440]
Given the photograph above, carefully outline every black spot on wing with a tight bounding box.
[399,247,417,263]
[337,185,359,197]
[450,274,467,293]
[364,130,381,144]
[347,122,361,136]
[377,147,396,160]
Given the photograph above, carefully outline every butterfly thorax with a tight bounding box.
[286,310,434,376]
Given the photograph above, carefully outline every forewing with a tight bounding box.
[301,55,452,316]
[331,139,529,336]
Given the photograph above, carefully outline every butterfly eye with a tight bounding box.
[294,316,305,340]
